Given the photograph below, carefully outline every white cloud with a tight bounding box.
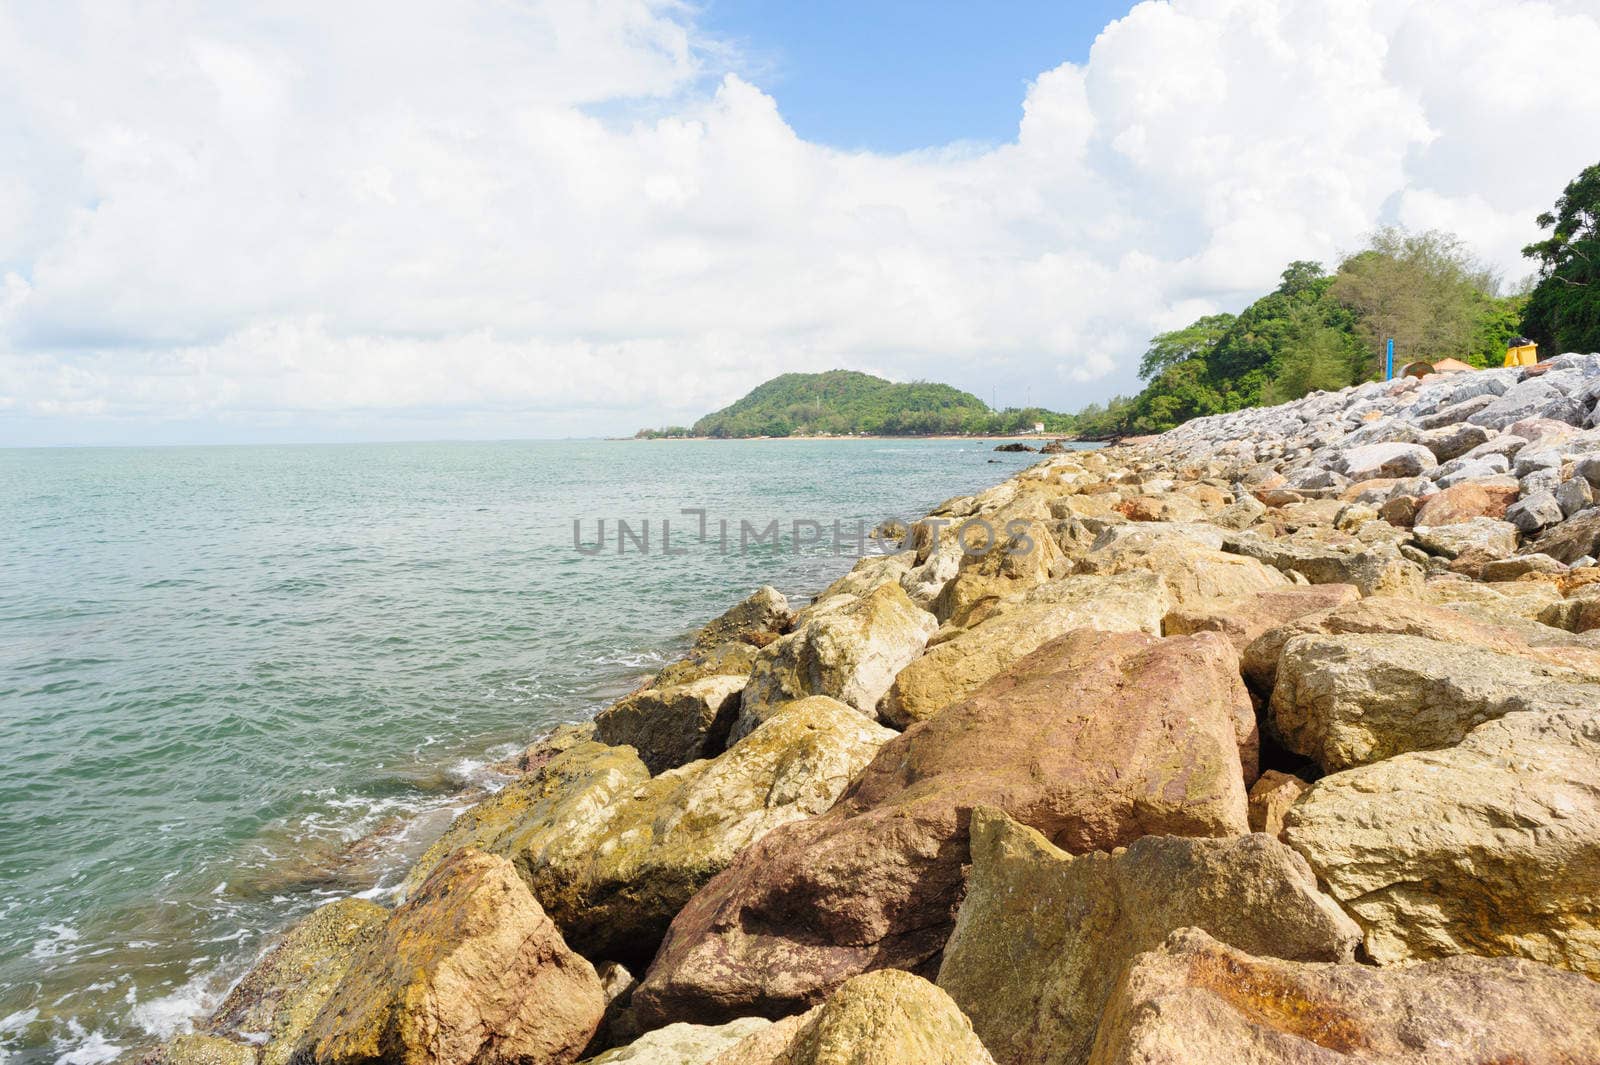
[1,0,1597,443]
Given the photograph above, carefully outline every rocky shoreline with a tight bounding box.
[154,354,1600,1065]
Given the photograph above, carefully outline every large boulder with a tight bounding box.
[632,630,1252,1026]
[208,898,388,1065]
[155,1036,257,1065]
[1284,707,1600,978]
[879,573,1169,727]
[736,584,936,737]
[402,742,649,901]
[582,1019,772,1065]
[594,674,747,775]
[1533,506,1600,563]
[410,702,893,964]
[652,588,791,689]
[1335,442,1437,480]
[1269,632,1600,771]
[931,519,1067,625]
[1222,533,1422,597]
[1239,593,1590,691]
[1075,539,1290,606]
[297,848,604,1065]
[707,971,994,1065]
[1411,517,1518,561]
[936,809,1358,1065]
[1411,480,1520,526]
[1159,585,1360,654]
[1087,928,1600,1065]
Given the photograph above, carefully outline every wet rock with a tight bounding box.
[208,897,388,1065]
[411,702,891,964]
[1270,632,1600,771]
[1285,707,1600,977]
[299,848,604,1065]
[936,809,1357,1065]
[157,1035,257,1065]
[594,674,748,775]
[632,630,1252,1026]
[1087,928,1600,1065]
[506,724,599,774]
[737,583,936,736]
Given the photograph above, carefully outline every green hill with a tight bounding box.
[635,370,1074,438]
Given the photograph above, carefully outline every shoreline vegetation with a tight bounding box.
[153,351,1600,1065]
[636,163,1600,448]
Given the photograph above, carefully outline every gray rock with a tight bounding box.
[1337,442,1437,480]
[1514,448,1563,476]
[1521,466,1562,496]
[1419,422,1493,462]
[1416,392,1496,429]
[1507,491,1564,533]
[1558,476,1595,517]
[1469,378,1587,430]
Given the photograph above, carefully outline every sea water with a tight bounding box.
[0,438,1090,1064]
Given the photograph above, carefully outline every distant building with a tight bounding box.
[1032,422,1045,434]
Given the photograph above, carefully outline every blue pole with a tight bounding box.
[1385,338,1394,380]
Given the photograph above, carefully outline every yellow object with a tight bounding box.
[1504,342,1538,367]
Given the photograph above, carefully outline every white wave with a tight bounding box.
[126,972,217,1042]
[29,924,81,960]
[52,1022,123,1065]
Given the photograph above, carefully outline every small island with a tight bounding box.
[634,370,1074,439]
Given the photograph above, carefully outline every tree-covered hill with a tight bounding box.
[636,370,1074,438]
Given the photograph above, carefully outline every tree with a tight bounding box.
[1329,227,1497,373]
[1137,313,1236,380]
[1264,308,1360,403]
[1522,162,1600,354]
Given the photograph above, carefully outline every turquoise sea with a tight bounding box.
[0,438,1085,1065]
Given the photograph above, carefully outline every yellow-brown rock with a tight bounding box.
[407,702,892,964]
[299,848,603,1065]
[937,809,1357,1065]
[737,583,937,736]
[878,573,1168,726]
[1284,707,1600,978]
[708,971,994,1065]
[208,897,388,1065]
[1087,928,1600,1065]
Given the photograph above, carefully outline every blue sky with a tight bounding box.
[697,1,1135,152]
[3,0,1599,445]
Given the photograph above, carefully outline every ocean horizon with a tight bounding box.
[0,437,1091,1065]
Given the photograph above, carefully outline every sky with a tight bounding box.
[2,0,1599,446]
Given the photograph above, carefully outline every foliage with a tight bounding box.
[1522,161,1600,355]
[637,370,1076,439]
[1328,227,1498,374]
[1079,230,1524,437]
[1138,314,1237,380]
